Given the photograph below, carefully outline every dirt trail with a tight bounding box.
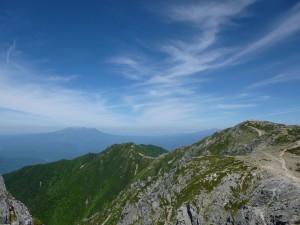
[247,125,265,137]
[245,125,300,183]
[261,145,300,184]
[279,149,288,174]
[238,139,300,185]
[138,152,155,159]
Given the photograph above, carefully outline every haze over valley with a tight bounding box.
[0,127,216,173]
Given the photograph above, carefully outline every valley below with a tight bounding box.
[1,120,300,225]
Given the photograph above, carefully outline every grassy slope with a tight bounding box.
[4,143,166,225]
[81,121,286,224]
[138,144,168,157]
[5,121,298,224]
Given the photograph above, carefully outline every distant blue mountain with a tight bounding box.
[0,127,217,173]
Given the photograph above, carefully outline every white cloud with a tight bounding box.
[224,2,300,64]
[157,0,256,79]
[217,103,257,109]
[249,73,300,89]
[6,40,17,65]
[2,1,300,134]
[106,0,284,132]
[44,75,78,83]
[0,49,129,131]
[110,0,257,86]
[166,0,255,21]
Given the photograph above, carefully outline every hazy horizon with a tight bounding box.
[0,124,219,136]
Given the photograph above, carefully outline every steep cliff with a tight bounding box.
[0,175,33,225]
[82,121,300,225]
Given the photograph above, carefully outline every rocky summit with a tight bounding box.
[3,120,300,225]
[0,175,33,225]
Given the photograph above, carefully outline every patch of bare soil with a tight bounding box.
[237,142,300,185]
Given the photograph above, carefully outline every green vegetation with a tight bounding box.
[224,172,255,215]
[246,121,277,132]
[4,143,164,225]
[273,127,300,145]
[175,155,253,207]
[3,121,299,225]
[287,146,300,155]
[296,163,300,172]
[33,218,43,225]
[192,123,258,155]
[138,144,168,157]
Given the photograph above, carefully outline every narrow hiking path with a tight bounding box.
[261,145,300,184]
[247,125,265,137]
[138,152,155,159]
[279,149,288,174]
[237,140,300,185]
[244,124,300,183]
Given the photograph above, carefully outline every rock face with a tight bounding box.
[82,121,300,225]
[0,175,33,225]
[3,120,300,225]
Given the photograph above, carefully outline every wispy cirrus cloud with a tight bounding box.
[110,0,257,83]
[217,103,257,109]
[155,0,256,79]
[6,39,17,65]
[109,1,256,91]
[108,1,300,122]
[108,55,150,80]
[224,2,300,64]
[0,44,130,132]
[2,1,300,134]
[260,107,300,117]
[43,75,78,83]
[249,73,300,89]
[106,0,260,123]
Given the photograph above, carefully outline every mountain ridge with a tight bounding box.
[3,143,167,225]
[3,120,300,225]
[0,127,216,173]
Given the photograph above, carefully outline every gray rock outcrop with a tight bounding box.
[82,121,300,225]
[0,175,33,225]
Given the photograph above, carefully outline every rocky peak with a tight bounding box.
[0,175,6,193]
[0,174,33,225]
[83,120,300,225]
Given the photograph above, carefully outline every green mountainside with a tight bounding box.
[4,121,300,225]
[4,144,167,225]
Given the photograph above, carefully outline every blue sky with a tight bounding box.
[0,0,300,135]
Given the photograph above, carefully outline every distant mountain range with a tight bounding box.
[0,127,216,173]
[3,120,300,225]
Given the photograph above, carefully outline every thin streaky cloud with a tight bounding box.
[6,40,17,65]
[248,73,300,89]
[217,103,257,109]
[107,55,161,81]
[1,1,299,134]
[224,2,300,64]
[44,75,78,83]
[110,0,257,87]
[257,107,300,118]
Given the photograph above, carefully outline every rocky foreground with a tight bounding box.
[83,121,300,225]
[3,120,300,225]
[0,175,33,225]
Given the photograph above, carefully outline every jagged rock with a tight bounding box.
[0,176,6,193]
[3,120,300,225]
[109,122,300,225]
[234,176,300,225]
[176,206,192,225]
[0,175,33,225]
